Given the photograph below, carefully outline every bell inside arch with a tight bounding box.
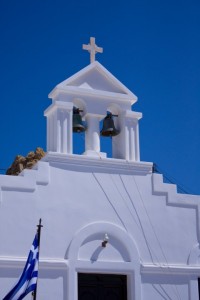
[100,112,120,137]
[73,107,86,133]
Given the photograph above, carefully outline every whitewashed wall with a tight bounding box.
[0,154,200,300]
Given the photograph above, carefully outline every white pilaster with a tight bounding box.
[44,102,73,154]
[112,111,142,161]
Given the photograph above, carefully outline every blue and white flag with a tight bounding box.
[3,234,39,300]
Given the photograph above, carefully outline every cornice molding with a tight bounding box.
[42,152,153,175]
[141,263,200,275]
[0,256,67,270]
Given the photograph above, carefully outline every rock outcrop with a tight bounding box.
[6,147,46,176]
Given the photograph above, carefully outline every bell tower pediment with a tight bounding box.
[49,62,137,104]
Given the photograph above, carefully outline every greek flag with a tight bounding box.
[3,234,39,300]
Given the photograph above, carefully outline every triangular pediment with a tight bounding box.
[49,61,137,102]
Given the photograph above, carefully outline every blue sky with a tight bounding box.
[0,0,199,194]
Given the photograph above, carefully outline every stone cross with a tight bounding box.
[82,37,103,63]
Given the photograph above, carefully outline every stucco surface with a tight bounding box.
[0,156,199,299]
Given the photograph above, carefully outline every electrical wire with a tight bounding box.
[107,140,182,299]
[73,133,183,299]
[153,163,192,194]
[92,173,128,231]
[94,170,181,300]
[131,174,182,300]
[110,174,156,263]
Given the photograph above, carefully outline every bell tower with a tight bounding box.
[44,37,142,161]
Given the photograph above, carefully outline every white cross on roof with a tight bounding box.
[82,37,103,63]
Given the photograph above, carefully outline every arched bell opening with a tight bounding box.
[100,105,121,158]
[72,99,87,155]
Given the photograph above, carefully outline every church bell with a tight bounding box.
[100,113,120,137]
[73,107,86,133]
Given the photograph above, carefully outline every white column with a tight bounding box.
[135,121,140,161]
[112,114,126,159]
[129,125,135,161]
[67,109,73,154]
[61,111,67,153]
[85,114,100,152]
[84,113,107,158]
[112,114,131,160]
[124,122,130,160]
[56,109,61,152]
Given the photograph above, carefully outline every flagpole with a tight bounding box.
[32,218,43,300]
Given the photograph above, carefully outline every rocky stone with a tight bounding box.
[35,147,45,160]
[6,147,46,176]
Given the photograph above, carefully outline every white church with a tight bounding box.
[1,37,200,300]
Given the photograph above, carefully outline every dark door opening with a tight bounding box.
[78,273,127,300]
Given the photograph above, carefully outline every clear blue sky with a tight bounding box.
[0,0,199,194]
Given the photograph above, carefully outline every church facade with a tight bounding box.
[0,38,200,300]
